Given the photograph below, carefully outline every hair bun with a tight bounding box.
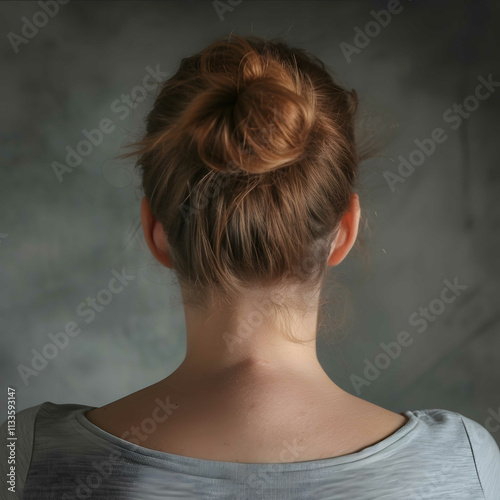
[177,37,316,174]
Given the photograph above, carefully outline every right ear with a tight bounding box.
[327,193,360,267]
[140,197,172,269]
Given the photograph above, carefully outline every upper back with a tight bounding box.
[2,402,500,499]
[83,383,411,464]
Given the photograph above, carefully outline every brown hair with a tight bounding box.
[123,34,360,339]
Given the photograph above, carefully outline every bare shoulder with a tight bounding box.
[336,393,409,443]
[85,380,180,439]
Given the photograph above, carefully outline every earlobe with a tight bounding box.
[140,197,172,269]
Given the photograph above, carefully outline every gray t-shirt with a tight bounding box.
[1,402,500,499]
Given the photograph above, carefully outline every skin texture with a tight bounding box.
[86,194,409,463]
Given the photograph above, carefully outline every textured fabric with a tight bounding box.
[1,401,499,499]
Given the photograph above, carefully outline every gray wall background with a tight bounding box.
[1,0,499,443]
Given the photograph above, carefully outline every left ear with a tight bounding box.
[327,193,360,267]
[140,197,172,269]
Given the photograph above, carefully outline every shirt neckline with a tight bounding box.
[72,404,420,473]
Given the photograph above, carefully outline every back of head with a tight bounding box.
[128,34,359,311]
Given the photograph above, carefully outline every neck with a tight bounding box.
[168,285,336,388]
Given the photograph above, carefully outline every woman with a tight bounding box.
[2,34,499,499]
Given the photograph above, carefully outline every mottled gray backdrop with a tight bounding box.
[1,0,499,444]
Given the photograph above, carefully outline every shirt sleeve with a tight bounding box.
[459,413,500,500]
[0,403,44,499]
